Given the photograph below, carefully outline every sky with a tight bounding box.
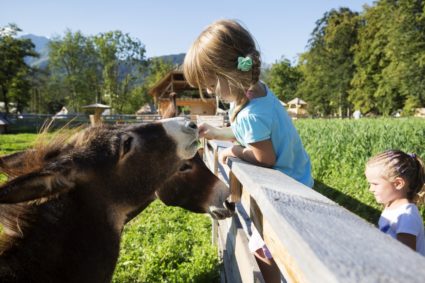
[1,0,375,64]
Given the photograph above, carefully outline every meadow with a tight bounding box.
[296,117,425,223]
[0,117,424,282]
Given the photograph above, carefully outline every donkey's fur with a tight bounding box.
[0,118,232,283]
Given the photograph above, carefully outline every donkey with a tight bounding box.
[0,117,233,283]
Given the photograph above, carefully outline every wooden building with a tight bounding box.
[148,69,216,116]
[286,97,309,118]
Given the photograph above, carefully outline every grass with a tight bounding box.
[1,117,424,280]
[294,117,425,223]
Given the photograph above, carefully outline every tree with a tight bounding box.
[0,24,38,113]
[387,0,425,114]
[350,0,425,116]
[265,57,302,102]
[297,8,360,116]
[93,31,146,113]
[48,30,97,112]
[121,57,174,114]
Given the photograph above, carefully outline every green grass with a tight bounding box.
[0,133,39,154]
[113,201,219,283]
[295,117,425,223]
[1,117,424,280]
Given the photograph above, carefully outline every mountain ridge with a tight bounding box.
[19,34,186,68]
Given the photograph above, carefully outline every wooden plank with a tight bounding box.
[229,158,425,283]
[217,215,265,283]
[229,171,242,203]
[197,115,224,127]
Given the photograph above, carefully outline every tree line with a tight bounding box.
[265,0,425,117]
[1,0,424,116]
[0,25,173,114]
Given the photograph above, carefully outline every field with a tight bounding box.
[295,117,425,223]
[0,117,424,281]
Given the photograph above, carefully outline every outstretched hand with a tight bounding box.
[198,123,217,140]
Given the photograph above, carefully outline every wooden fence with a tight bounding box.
[1,114,162,133]
[202,139,425,283]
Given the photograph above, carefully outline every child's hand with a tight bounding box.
[198,123,217,140]
[219,147,237,164]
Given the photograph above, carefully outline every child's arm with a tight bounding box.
[397,233,417,251]
[220,139,276,168]
[198,123,235,140]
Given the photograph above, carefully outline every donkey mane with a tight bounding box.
[0,125,118,254]
[0,118,232,282]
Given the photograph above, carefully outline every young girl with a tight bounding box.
[365,150,425,256]
[183,19,313,282]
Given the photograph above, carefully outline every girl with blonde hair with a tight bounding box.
[365,150,425,255]
[184,19,313,282]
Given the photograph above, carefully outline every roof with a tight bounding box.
[287,97,307,105]
[0,117,8,125]
[82,103,111,109]
[148,69,201,98]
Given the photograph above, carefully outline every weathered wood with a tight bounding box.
[228,158,425,283]
[203,140,265,283]
[204,139,425,283]
[197,115,225,128]
[218,214,265,283]
[229,171,242,203]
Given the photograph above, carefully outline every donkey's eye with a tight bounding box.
[122,135,133,156]
[179,162,192,172]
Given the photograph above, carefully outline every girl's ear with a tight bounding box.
[393,177,406,191]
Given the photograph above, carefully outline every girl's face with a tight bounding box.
[205,75,234,103]
[365,165,406,206]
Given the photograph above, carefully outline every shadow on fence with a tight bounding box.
[313,179,381,224]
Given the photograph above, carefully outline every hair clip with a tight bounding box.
[237,56,253,72]
[408,153,417,159]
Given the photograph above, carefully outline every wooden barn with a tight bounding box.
[148,69,217,116]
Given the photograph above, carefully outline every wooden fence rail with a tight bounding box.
[202,139,425,283]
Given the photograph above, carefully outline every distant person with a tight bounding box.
[54,106,68,118]
[59,106,68,115]
[365,150,425,256]
[183,19,313,282]
[353,110,361,119]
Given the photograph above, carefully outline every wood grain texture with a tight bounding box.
[229,158,425,283]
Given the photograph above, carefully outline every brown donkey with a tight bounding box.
[0,117,233,283]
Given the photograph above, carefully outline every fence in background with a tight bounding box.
[1,114,162,133]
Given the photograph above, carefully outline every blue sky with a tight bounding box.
[1,0,374,64]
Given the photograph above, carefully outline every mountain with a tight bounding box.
[156,53,185,66]
[20,34,50,68]
[19,34,186,69]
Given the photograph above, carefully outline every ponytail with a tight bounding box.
[412,154,425,205]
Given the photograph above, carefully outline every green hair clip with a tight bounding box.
[237,56,253,72]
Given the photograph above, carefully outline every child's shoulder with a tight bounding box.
[384,203,422,221]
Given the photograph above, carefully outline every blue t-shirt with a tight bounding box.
[230,85,313,188]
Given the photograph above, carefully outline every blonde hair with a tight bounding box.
[366,150,425,204]
[183,19,261,122]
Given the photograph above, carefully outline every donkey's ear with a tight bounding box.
[0,150,29,171]
[0,168,75,204]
